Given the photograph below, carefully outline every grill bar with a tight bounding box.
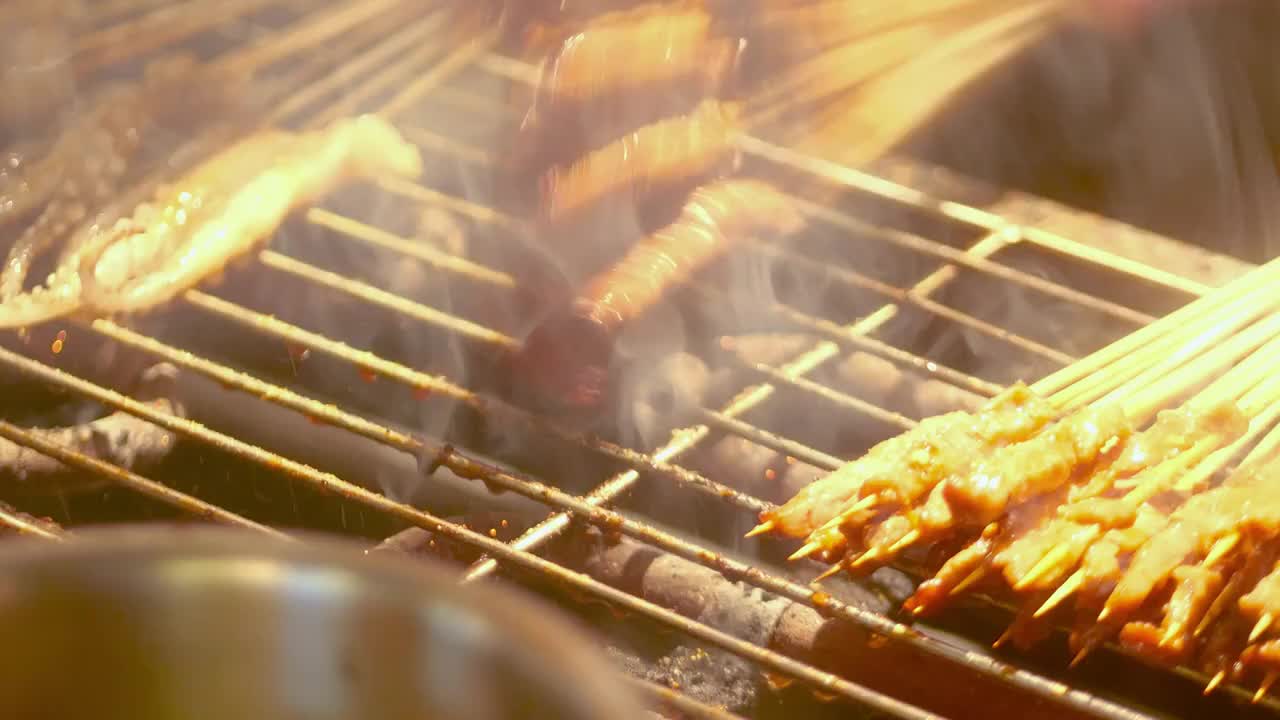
[463,230,1015,580]
[0,419,284,538]
[178,289,773,514]
[729,134,1212,299]
[0,500,66,541]
[376,108,1095,386]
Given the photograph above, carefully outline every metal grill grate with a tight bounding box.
[0,2,1266,719]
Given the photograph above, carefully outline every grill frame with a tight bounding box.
[0,3,1269,719]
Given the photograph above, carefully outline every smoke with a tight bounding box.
[907,1,1280,264]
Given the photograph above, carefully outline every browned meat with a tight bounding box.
[538,99,739,225]
[512,178,802,411]
[939,403,1131,530]
[990,404,1246,593]
[530,5,735,118]
[761,382,1054,544]
[1102,487,1280,622]
[1239,562,1280,638]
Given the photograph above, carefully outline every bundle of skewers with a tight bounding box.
[747,257,1280,700]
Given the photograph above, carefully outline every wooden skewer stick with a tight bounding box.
[788,540,825,562]
[759,0,1024,53]
[1174,392,1280,495]
[1236,408,1280,471]
[1252,614,1275,644]
[850,546,886,571]
[1204,670,1227,696]
[950,564,990,596]
[1014,528,1100,591]
[748,24,938,126]
[814,560,849,583]
[1116,312,1280,426]
[785,1,1058,168]
[1195,572,1250,639]
[1189,333,1280,414]
[1203,534,1241,568]
[1256,673,1278,704]
[1034,256,1280,398]
[886,528,923,556]
[1050,285,1280,411]
[1034,569,1085,618]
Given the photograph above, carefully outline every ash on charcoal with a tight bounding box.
[608,644,758,714]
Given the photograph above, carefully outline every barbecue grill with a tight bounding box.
[0,2,1269,719]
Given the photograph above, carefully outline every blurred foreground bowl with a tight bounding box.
[0,526,642,720]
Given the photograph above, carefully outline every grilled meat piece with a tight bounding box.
[1,54,244,299]
[761,382,1054,543]
[1240,563,1280,638]
[528,4,737,127]
[539,99,739,226]
[514,178,802,412]
[988,404,1246,591]
[72,115,422,318]
[1102,487,1280,623]
[939,403,1131,529]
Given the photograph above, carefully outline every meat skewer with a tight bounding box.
[527,3,737,120]
[790,306,1280,580]
[514,178,803,411]
[76,114,422,317]
[538,98,740,226]
[0,54,243,298]
[751,261,1280,546]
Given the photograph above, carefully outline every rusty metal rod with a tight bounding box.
[0,500,66,541]
[0,350,942,720]
[423,441,1150,720]
[0,419,284,538]
[465,233,1013,580]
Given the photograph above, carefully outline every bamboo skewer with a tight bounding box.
[1030,366,1280,619]
[1113,312,1280,426]
[1033,256,1280,398]
[1049,284,1280,411]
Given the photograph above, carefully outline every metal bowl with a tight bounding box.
[0,526,643,720]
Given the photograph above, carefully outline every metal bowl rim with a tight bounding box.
[0,525,640,720]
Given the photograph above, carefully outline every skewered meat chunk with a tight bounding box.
[761,382,1054,541]
[514,178,803,411]
[71,115,422,318]
[939,403,1130,529]
[529,4,737,122]
[990,404,1246,590]
[1,54,242,298]
[539,99,739,225]
[1102,483,1280,622]
[1240,563,1280,635]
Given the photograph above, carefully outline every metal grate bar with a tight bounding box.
[464,232,1014,582]
[631,678,750,720]
[0,354,944,720]
[747,236,1078,365]
[369,114,1090,387]
[177,290,770,513]
[730,133,1211,298]
[0,420,284,538]
[377,169,1006,399]
[0,500,66,541]
[434,440,1154,720]
[257,249,520,348]
[74,0,285,73]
